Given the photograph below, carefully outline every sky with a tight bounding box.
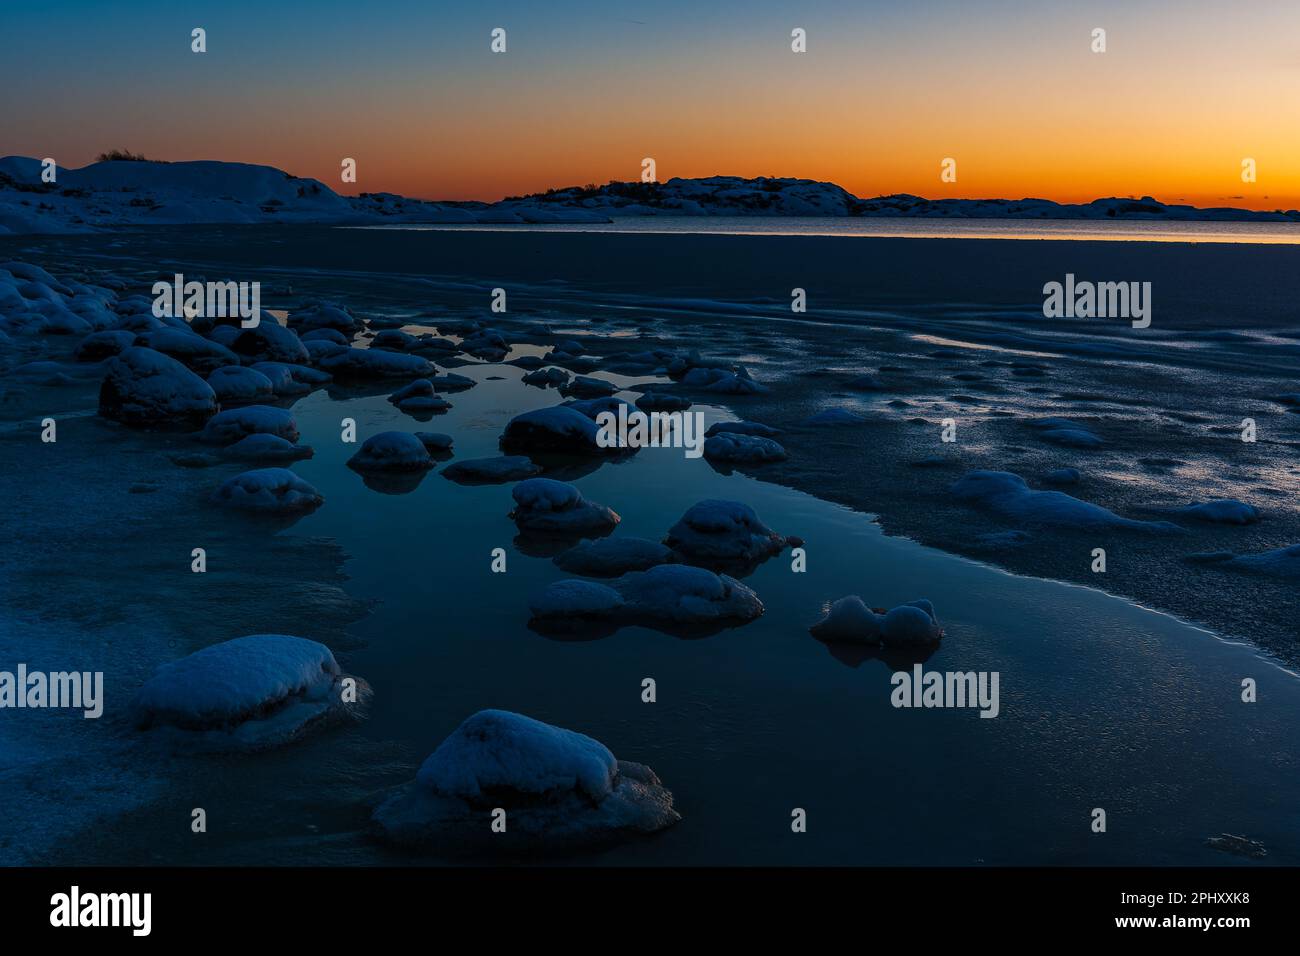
[3,0,1298,208]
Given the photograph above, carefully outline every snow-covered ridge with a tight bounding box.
[510,176,1300,222]
[3,157,1297,235]
[0,156,611,235]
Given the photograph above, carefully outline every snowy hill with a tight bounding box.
[508,176,1300,222]
[0,156,610,235]
[2,159,1297,235]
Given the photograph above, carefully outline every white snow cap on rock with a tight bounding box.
[98,346,218,426]
[511,478,620,535]
[530,564,763,631]
[416,709,618,801]
[200,404,298,445]
[664,499,787,566]
[810,597,943,647]
[211,467,323,513]
[371,709,679,852]
[130,634,367,750]
[347,431,434,472]
[951,470,1181,532]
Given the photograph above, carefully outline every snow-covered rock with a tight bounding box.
[414,432,454,454]
[250,361,331,396]
[371,709,678,852]
[530,564,763,632]
[74,329,136,361]
[211,468,322,513]
[317,347,434,379]
[950,471,1181,532]
[1169,499,1260,525]
[500,406,606,455]
[809,597,944,647]
[130,634,367,751]
[705,420,781,438]
[553,537,676,577]
[98,346,218,426]
[521,366,570,388]
[347,431,434,472]
[388,378,453,413]
[703,432,788,464]
[1187,543,1300,578]
[560,375,618,399]
[221,433,313,463]
[510,478,619,535]
[635,391,692,412]
[441,455,541,485]
[200,404,298,445]
[136,328,240,374]
[664,499,787,568]
[207,365,274,403]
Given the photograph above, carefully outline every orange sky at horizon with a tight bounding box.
[8,1,1299,210]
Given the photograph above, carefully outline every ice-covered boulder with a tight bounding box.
[75,329,136,361]
[211,468,323,513]
[560,375,618,399]
[530,564,763,633]
[98,346,218,427]
[317,347,434,379]
[291,302,362,334]
[300,327,349,346]
[1187,543,1300,579]
[207,365,274,403]
[347,431,434,472]
[521,366,570,388]
[809,596,882,644]
[705,420,781,438]
[371,710,679,852]
[809,597,944,648]
[414,432,454,454]
[664,499,787,568]
[635,391,692,412]
[950,471,1180,532]
[703,432,788,464]
[881,601,944,647]
[200,404,299,445]
[250,361,331,396]
[441,455,541,485]
[429,372,477,392]
[614,564,763,628]
[131,634,367,751]
[230,321,309,364]
[1169,499,1260,525]
[136,328,240,374]
[554,537,675,577]
[500,406,606,455]
[222,433,313,463]
[510,478,619,535]
[388,378,453,413]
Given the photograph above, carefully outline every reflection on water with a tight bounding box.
[360,216,1300,245]
[66,358,1300,866]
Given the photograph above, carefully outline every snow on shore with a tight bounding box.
[4,157,1297,236]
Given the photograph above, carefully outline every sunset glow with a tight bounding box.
[5,0,1299,207]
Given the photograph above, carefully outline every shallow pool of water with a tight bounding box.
[69,356,1298,866]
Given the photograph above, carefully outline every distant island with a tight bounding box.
[3,155,1297,235]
